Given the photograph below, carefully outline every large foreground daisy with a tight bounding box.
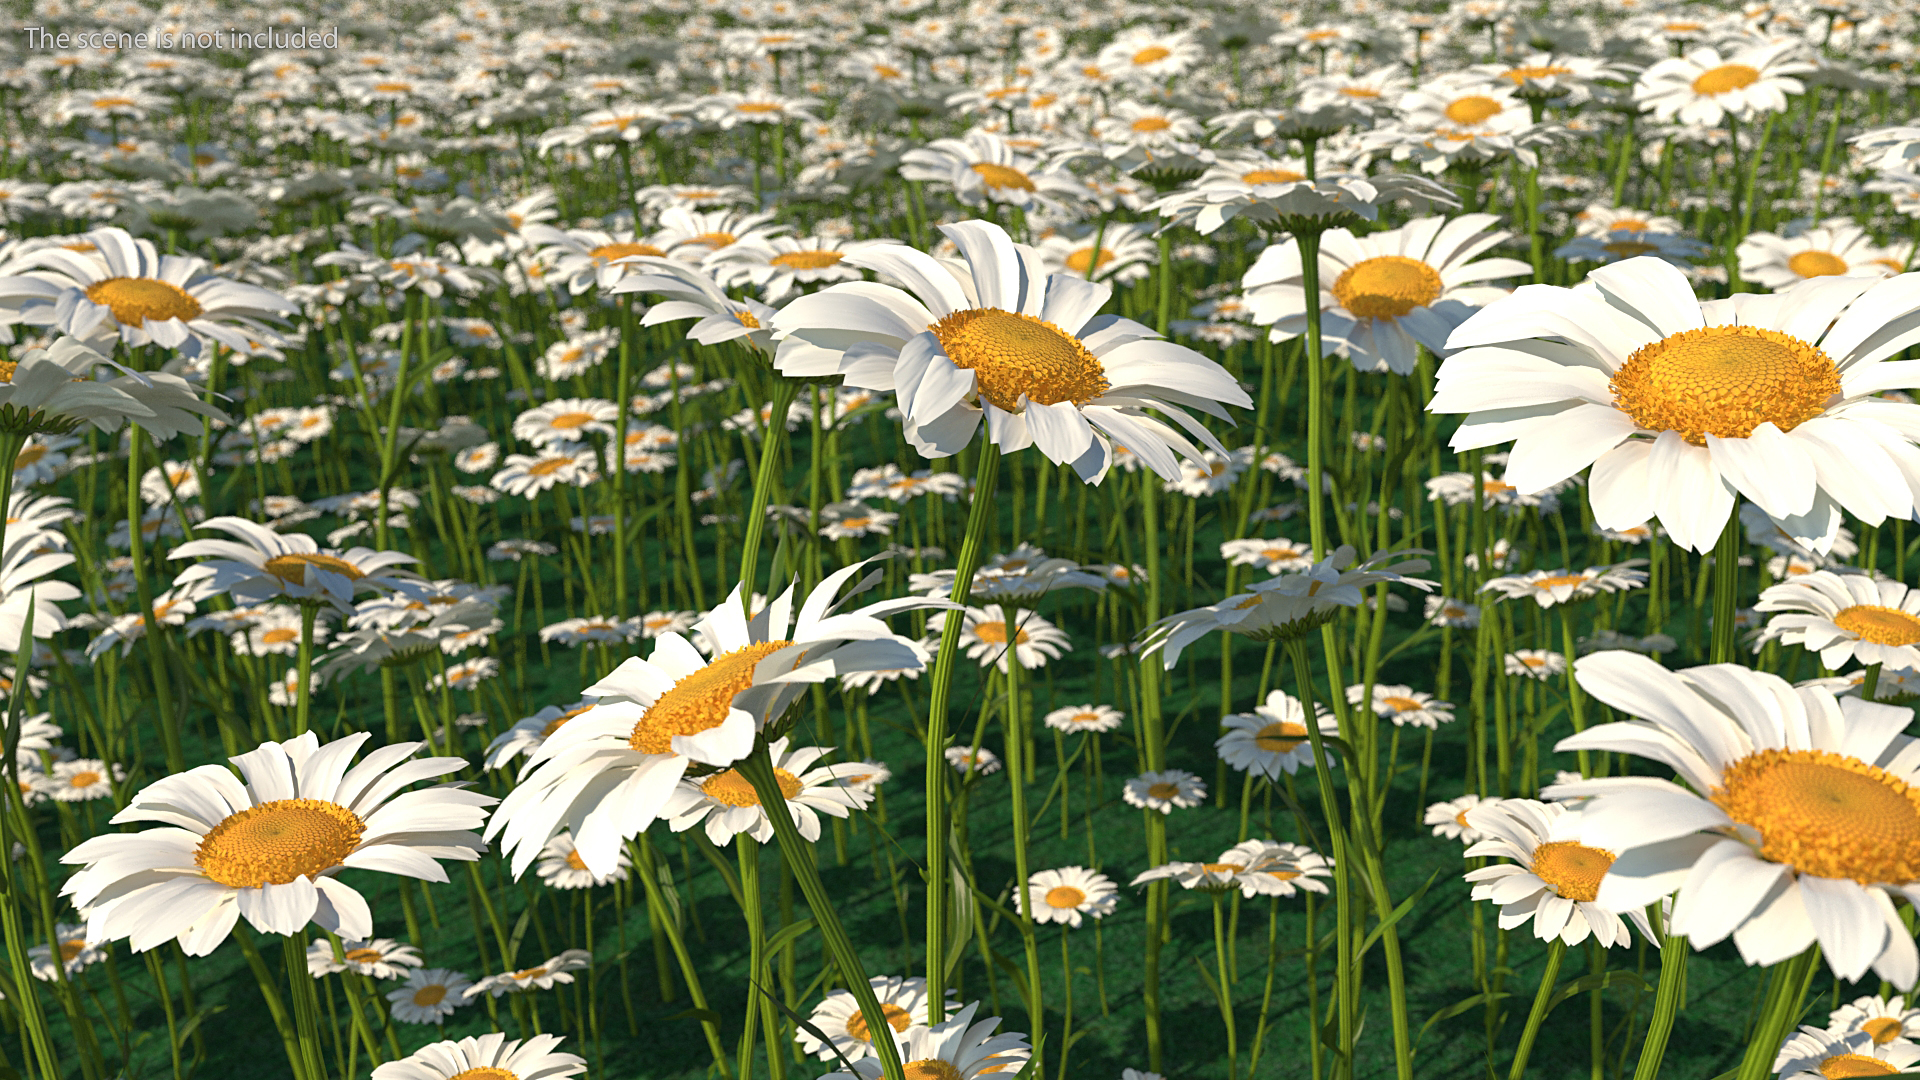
[1430,257,1920,553]
[1545,651,1920,986]
[824,1001,1031,1080]
[61,732,492,955]
[487,561,945,878]
[371,1033,585,1080]
[771,220,1251,482]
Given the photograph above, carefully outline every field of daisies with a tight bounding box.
[12,1,1920,1079]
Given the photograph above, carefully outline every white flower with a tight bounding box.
[1773,1027,1920,1080]
[660,738,872,846]
[1350,684,1455,729]
[1122,770,1206,813]
[305,937,423,979]
[1216,690,1337,780]
[797,976,956,1063]
[1043,703,1123,734]
[824,1000,1031,1080]
[1463,799,1644,947]
[1427,794,1504,843]
[1027,866,1120,927]
[170,516,422,614]
[385,968,473,1025]
[464,950,593,998]
[1826,993,1920,1048]
[370,1032,584,1080]
[1634,42,1815,125]
[945,604,1071,673]
[1755,570,1920,671]
[1481,563,1649,608]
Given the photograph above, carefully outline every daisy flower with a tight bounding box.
[798,976,958,1063]
[464,950,594,999]
[369,1033,585,1080]
[27,923,106,982]
[608,257,777,354]
[1505,649,1567,679]
[1027,867,1120,927]
[1463,799,1643,947]
[170,516,422,614]
[61,731,492,955]
[1556,230,1712,269]
[512,398,618,448]
[1755,570,1920,671]
[772,220,1251,482]
[1426,596,1482,628]
[1737,221,1894,291]
[1481,563,1649,608]
[1221,839,1334,899]
[708,234,889,303]
[1216,690,1336,781]
[1122,770,1207,813]
[43,759,121,802]
[636,610,698,639]
[1130,860,1247,894]
[1220,537,1315,575]
[305,937,423,980]
[537,329,619,381]
[1164,448,1251,497]
[1042,703,1123,734]
[661,738,872,846]
[487,562,944,878]
[490,445,599,498]
[1633,42,1816,125]
[386,968,474,1025]
[1773,1027,1920,1080]
[898,133,1088,216]
[820,501,900,540]
[1827,994,1920,1047]
[944,746,1002,776]
[0,336,225,440]
[1034,222,1157,286]
[823,1001,1031,1080]
[1244,213,1532,375]
[535,832,631,890]
[1548,651,1920,986]
[1148,170,1455,239]
[1427,794,1504,843]
[946,604,1071,673]
[1430,257,1920,554]
[1350,684,1455,729]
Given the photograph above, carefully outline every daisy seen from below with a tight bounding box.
[822,1000,1031,1080]
[1633,42,1815,125]
[660,737,872,846]
[945,745,1002,776]
[1481,563,1649,608]
[487,561,946,878]
[1547,650,1920,986]
[465,950,593,998]
[1463,799,1642,947]
[1242,213,1532,375]
[305,937,422,979]
[797,976,958,1063]
[772,219,1251,482]
[1754,570,1920,672]
[946,604,1071,673]
[1027,866,1120,927]
[61,731,492,955]
[170,516,422,613]
[535,832,632,889]
[1217,689,1337,781]
[1430,258,1920,554]
[1428,794,1504,843]
[1123,769,1207,813]
[1349,684,1455,729]
[1220,839,1334,899]
[370,1032,585,1080]
[1043,703,1123,734]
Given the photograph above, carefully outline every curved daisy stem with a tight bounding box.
[1054,928,1075,1080]
[1862,662,1882,703]
[1285,637,1355,1080]
[1003,659,1046,1078]
[1731,946,1821,1080]
[124,423,185,774]
[282,931,330,1080]
[1507,938,1565,1080]
[737,746,909,1080]
[1710,514,1742,665]
[630,837,734,1079]
[737,376,802,617]
[1212,892,1239,1080]
[923,443,1002,1018]
[1295,229,1330,560]
[1628,911,1689,1080]
[294,601,320,736]
[735,835,784,1080]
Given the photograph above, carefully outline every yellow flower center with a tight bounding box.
[447,1068,517,1080]
[1339,86,1381,98]
[541,704,595,738]
[874,64,904,79]
[838,516,872,528]
[1202,861,1245,874]
[1863,1018,1904,1045]
[903,1060,963,1080]
[1788,250,1851,278]
[1534,573,1592,589]
[844,1003,914,1042]
[548,411,596,430]
[1819,1055,1898,1079]
[194,798,367,888]
[564,849,590,871]
[1712,748,1920,884]
[970,620,1031,646]
[1381,696,1423,712]
[1253,721,1308,753]
[1147,782,1180,799]
[771,250,846,270]
[15,444,46,468]
[1131,45,1171,65]
[1454,808,1475,827]
[1130,115,1171,132]
[930,308,1110,412]
[67,770,101,788]
[1065,247,1116,275]
[1444,95,1504,124]
[84,278,204,327]
[371,81,412,94]
[512,967,547,980]
[699,766,803,807]
[344,947,384,963]
[412,984,448,1005]
[735,102,783,113]
[59,939,85,963]
[1692,63,1761,95]
[92,95,136,108]
[1832,605,1920,645]
[970,163,1037,193]
[1243,168,1305,184]
[1609,325,1839,446]
[1603,240,1660,258]
[262,553,366,587]
[526,457,575,477]
[1331,256,1444,318]
[689,231,737,249]
[1045,885,1087,908]
[589,242,663,261]
[627,641,793,754]
[1528,840,1616,903]
[1503,63,1575,82]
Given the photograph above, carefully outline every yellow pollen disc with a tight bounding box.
[1065,247,1116,275]
[690,232,736,248]
[449,1066,516,1080]
[1819,1055,1899,1079]
[1454,808,1475,827]
[902,1059,963,1080]
[1146,782,1181,799]
[931,308,1110,412]
[970,163,1037,193]
[344,947,384,963]
[262,553,366,587]
[1045,885,1087,908]
[1235,594,1265,610]
[68,770,101,788]
[1833,605,1920,645]
[735,102,783,113]
[194,798,366,888]
[1243,168,1305,184]
[1503,64,1574,82]
[844,1003,914,1042]
[1130,115,1171,132]
[1607,219,1653,232]
[541,705,595,737]
[59,940,85,962]
[839,517,872,528]
[970,621,1031,646]
[92,96,136,108]
[1332,256,1444,318]
[1692,63,1761,95]
[512,966,547,980]
[700,766,803,807]
[771,250,845,270]
[15,444,46,468]
[1534,574,1592,589]
[1202,861,1244,874]
[564,849,589,871]
[84,277,204,327]
[526,457,574,477]
[1863,1018,1904,1045]
[0,360,15,383]
[1609,325,1839,446]
[1254,721,1308,753]
[548,411,595,430]
[1529,840,1616,902]
[1712,748,1920,884]
[1381,696,1423,712]
[412,984,448,1005]
[590,242,663,260]
[1604,240,1659,258]
[734,310,762,329]
[1788,250,1851,278]
[628,641,793,754]
[875,64,904,78]
[1339,86,1381,98]
[1131,45,1171,65]
[370,81,413,94]
[1444,95,1504,124]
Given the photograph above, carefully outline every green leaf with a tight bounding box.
[1358,870,1441,960]
[752,977,861,1077]
[764,917,816,959]
[665,1007,724,1026]
[1416,991,1508,1052]
[505,905,533,967]
[1547,969,1647,1012]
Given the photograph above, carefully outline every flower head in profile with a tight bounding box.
[306,937,423,980]
[1463,799,1644,947]
[370,1032,585,1080]
[1772,1027,1920,1080]
[1149,168,1456,238]
[823,1000,1031,1080]
[170,516,423,614]
[797,976,957,1064]
[1349,684,1455,729]
[1634,42,1814,125]
[1043,703,1123,734]
[1481,563,1648,609]
[1754,570,1920,672]
[1825,994,1920,1048]
[464,950,593,998]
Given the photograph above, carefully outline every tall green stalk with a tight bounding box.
[1286,638,1355,1080]
[736,376,802,614]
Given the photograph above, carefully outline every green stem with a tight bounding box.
[1508,939,1565,1080]
[1629,916,1689,1080]
[1003,659,1045,1077]
[1286,638,1354,1080]
[1731,947,1821,1080]
[294,602,319,736]
[631,837,733,1078]
[737,379,801,614]
[1710,514,1741,664]
[1297,230,1329,558]
[1213,895,1238,1078]
[125,424,185,773]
